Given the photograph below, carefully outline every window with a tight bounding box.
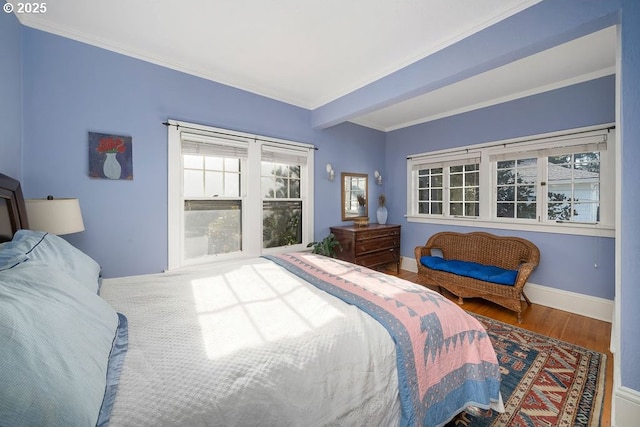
[407,125,615,237]
[496,158,537,220]
[410,153,480,218]
[261,145,307,249]
[546,151,600,223]
[450,164,480,217]
[168,121,314,269]
[490,135,608,226]
[417,167,443,215]
[179,133,247,260]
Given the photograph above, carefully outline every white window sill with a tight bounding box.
[405,215,615,238]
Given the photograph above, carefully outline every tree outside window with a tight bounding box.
[496,158,537,219]
[547,152,600,222]
[262,162,302,248]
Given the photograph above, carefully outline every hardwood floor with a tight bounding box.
[390,268,614,426]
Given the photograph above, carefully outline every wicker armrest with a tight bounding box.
[414,245,431,261]
[513,262,537,289]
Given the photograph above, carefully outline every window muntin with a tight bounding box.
[493,151,602,223]
[450,164,479,217]
[182,153,244,260]
[417,167,443,215]
[415,162,479,217]
[184,155,241,198]
[496,158,537,219]
[261,162,301,199]
[262,161,303,249]
[547,151,600,222]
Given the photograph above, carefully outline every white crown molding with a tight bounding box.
[16,15,312,109]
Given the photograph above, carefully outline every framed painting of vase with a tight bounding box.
[89,132,133,180]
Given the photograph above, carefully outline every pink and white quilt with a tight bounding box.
[266,252,502,427]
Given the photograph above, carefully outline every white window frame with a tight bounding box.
[410,152,481,217]
[406,124,615,237]
[168,120,314,270]
[260,144,309,254]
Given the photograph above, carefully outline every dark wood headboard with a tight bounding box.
[0,173,29,242]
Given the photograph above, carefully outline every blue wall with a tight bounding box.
[386,76,616,300]
[619,0,640,393]
[0,11,23,178]
[313,122,387,231]
[19,28,384,278]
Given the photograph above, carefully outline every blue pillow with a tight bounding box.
[0,260,127,426]
[0,230,101,293]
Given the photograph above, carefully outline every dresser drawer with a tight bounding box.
[357,236,400,254]
[355,228,400,241]
[356,247,399,268]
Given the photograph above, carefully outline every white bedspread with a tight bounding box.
[101,258,401,427]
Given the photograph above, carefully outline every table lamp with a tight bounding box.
[25,196,85,235]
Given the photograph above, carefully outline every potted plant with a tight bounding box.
[307,233,342,258]
[377,193,388,224]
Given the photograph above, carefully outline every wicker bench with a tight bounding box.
[414,231,540,323]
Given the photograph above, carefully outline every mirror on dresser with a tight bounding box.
[341,172,368,221]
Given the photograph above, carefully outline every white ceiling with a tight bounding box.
[9,0,616,131]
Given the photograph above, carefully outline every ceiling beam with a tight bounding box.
[311,0,620,130]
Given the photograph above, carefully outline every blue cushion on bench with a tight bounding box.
[420,256,518,286]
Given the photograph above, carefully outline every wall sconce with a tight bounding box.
[25,196,85,235]
[326,163,335,181]
[374,170,383,185]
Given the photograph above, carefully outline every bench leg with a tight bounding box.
[457,296,464,305]
[522,291,532,306]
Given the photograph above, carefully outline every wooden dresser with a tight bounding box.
[329,224,401,273]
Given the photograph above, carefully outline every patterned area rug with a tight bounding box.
[447,313,607,427]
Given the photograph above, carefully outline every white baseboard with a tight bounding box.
[613,386,640,426]
[400,256,613,322]
[524,282,613,322]
[400,256,419,273]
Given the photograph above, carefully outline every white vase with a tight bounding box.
[377,206,388,224]
[103,152,121,179]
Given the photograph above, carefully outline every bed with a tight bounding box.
[0,172,503,427]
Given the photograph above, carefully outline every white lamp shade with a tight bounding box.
[25,198,85,235]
